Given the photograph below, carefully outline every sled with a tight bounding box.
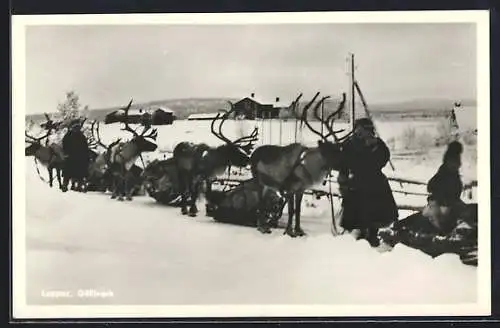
[205,178,287,228]
[142,158,184,206]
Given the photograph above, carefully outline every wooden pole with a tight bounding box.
[321,100,325,136]
[260,116,264,145]
[349,53,356,131]
[268,116,272,144]
[279,116,283,145]
[294,115,298,143]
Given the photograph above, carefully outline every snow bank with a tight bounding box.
[24,153,477,306]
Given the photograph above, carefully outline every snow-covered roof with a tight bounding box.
[127,108,150,116]
[187,113,220,120]
[111,106,175,117]
[237,95,292,108]
[146,105,175,113]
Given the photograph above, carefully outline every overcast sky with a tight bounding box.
[25,23,476,114]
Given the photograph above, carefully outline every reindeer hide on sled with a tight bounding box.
[142,158,183,206]
[205,178,287,228]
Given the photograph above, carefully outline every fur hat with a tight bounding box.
[443,140,463,163]
[354,118,374,129]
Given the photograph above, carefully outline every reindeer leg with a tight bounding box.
[294,192,306,237]
[284,193,296,237]
[48,167,54,188]
[205,179,212,194]
[111,175,118,199]
[256,186,272,234]
[81,177,88,193]
[117,167,125,201]
[117,179,125,201]
[188,179,199,217]
[178,172,189,215]
[125,172,133,201]
[56,169,63,190]
[71,181,77,191]
[61,173,69,192]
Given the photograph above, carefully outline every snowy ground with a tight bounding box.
[21,119,480,313]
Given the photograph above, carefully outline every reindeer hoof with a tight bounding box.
[284,227,296,238]
[61,186,68,192]
[111,194,117,199]
[257,226,271,234]
[295,228,306,237]
[188,212,197,217]
[181,207,188,215]
[189,207,198,216]
[126,196,133,201]
[117,196,124,201]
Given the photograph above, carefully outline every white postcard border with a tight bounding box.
[12,10,491,319]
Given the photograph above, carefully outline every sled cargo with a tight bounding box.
[205,178,287,228]
[142,158,183,206]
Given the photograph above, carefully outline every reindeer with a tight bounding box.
[25,128,65,189]
[249,92,349,236]
[107,100,159,201]
[85,120,121,192]
[173,104,258,217]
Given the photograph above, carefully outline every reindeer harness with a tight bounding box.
[271,148,314,197]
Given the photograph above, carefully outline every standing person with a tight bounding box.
[337,118,398,247]
[62,119,90,192]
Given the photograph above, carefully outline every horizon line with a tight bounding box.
[24,95,476,116]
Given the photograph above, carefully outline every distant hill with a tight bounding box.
[25,97,475,123]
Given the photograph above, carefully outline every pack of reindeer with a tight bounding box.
[25,92,361,237]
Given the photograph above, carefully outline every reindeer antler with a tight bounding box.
[211,102,236,145]
[40,112,60,132]
[301,93,331,141]
[25,128,51,144]
[314,96,333,135]
[209,103,257,154]
[309,95,331,142]
[325,93,349,142]
[120,98,140,138]
[299,92,320,127]
[233,127,259,154]
[233,127,259,145]
[289,93,304,120]
[89,120,110,149]
[139,125,158,141]
[80,117,87,127]
[210,110,226,141]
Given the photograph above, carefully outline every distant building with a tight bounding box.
[150,106,176,125]
[233,93,291,120]
[104,106,176,125]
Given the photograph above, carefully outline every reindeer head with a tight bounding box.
[211,103,259,167]
[40,113,63,132]
[25,129,51,156]
[120,99,159,153]
[302,92,348,170]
